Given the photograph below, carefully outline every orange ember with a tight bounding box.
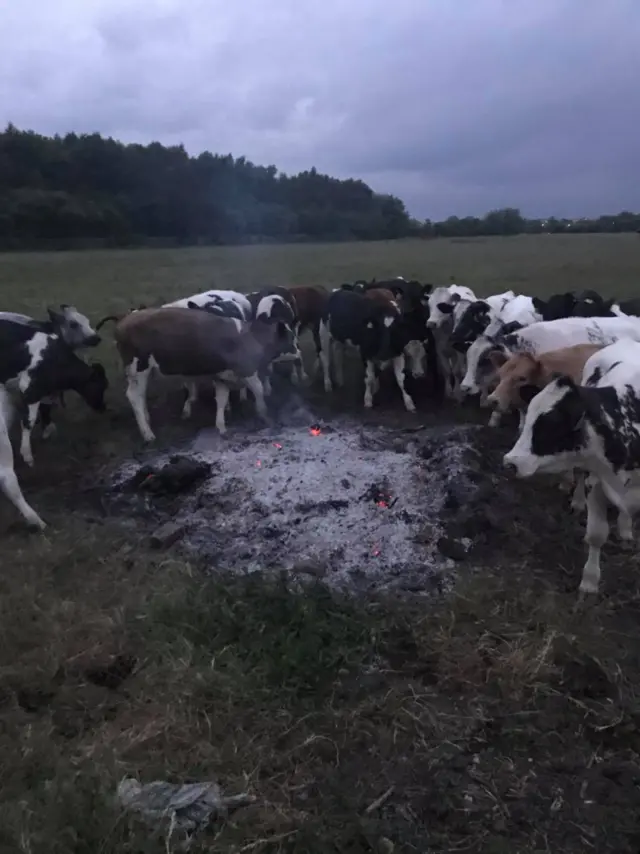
[372,546,381,557]
[309,427,322,436]
[273,442,283,449]
[255,460,262,468]
[376,500,389,508]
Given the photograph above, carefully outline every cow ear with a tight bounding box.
[532,297,545,312]
[437,302,454,314]
[187,301,198,309]
[47,306,64,323]
[488,348,508,368]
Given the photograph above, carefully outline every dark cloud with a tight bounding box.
[1,0,639,219]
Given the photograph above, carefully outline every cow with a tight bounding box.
[503,339,640,595]
[531,289,615,321]
[165,290,252,322]
[319,288,424,412]
[164,290,253,418]
[449,291,517,353]
[0,319,108,466]
[247,287,304,389]
[462,315,640,423]
[114,307,298,441]
[424,285,477,401]
[0,305,101,350]
[0,386,45,530]
[486,344,605,428]
[288,285,329,377]
[482,295,542,341]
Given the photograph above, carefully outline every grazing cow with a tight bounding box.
[0,319,108,466]
[319,288,424,412]
[247,287,304,389]
[0,386,46,530]
[503,339,640,595]
[114,307,297,440]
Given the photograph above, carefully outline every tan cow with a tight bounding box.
[487,343,605,417]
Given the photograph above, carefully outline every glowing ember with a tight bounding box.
[309,426,322,436]
[256,460,262,468]
[376,500,389,508]
[273,442,283,449]
[372,546,381,557]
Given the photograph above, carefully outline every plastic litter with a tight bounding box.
[117,777,255,849]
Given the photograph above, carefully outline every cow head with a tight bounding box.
[48,304,101,348]
[460,339,507,397]
[571,291,616,317]
[503,375,587,477]
[486,352,542,411]
[451,301,491,353]
[427,288,461,328]
[76,362,108,412]
[251,318,299,363]
[531,293,576,321]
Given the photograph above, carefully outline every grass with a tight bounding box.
[1,234,640,852]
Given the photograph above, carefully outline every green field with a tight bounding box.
[1,234,640,853]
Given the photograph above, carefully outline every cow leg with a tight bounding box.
[39,400,56,439]
[580,479,610,596]
[310,322,322,378]
[213,382,230,434]
[19,402,40,467]
[125,363,154,442]
[181,382,198,420]
[263,367,272,397]
[333,341,346,388]
[616,508,634,545]
[243,373,270,423]
[363,360,377,408]
[570,473,587,513]
[0,420,45,530]
[392,354,416,412]
[239,388,248,403]
[319,320,333,393]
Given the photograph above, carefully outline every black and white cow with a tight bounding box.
[319,288,424,412]
[503,339,640,596]
[0,386,45,530]
[246,287,304,390]
[448,290,517,353]
[531,289,617,322]
[0,319,108,466]
[424,285,477,400]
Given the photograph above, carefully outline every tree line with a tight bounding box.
[1,125,638,250]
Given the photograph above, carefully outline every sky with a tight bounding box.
[1,0,639,220]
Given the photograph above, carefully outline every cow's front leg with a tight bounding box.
[181,382,198,420]
[392,354,416,412]
[580,479,610,597]
[319,320,333,393]
[213,382,230,434]
[244,373,270,424]
[125,363,154,442]
[20,402,41,466]
[363,360,377,408]
[0,418,45,529]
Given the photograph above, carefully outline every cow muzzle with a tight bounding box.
[503,452,538,478]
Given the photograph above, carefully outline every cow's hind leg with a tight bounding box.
[392,354,416,412]
[364,360,377,409]
[319,320,333,393]
[181,382,198,420]
[19,402,41,467]
[580,479,609,597]
[125,360,154,442]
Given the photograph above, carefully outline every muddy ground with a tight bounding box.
[5,368,640,853]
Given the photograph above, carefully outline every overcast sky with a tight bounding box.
[2,0,639,219]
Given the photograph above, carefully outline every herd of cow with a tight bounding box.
[2,277,640,598]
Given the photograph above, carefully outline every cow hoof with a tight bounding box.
[364,399,373,409]
[21,454,34,468]
[403,399,416,413]
[324,382,333,394]
[27,515,46,531]
[141,432,156,443]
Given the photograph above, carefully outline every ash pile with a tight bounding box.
[110,417,483,595]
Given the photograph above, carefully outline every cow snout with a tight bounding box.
[503,452,537,479]
[85,334,101,347]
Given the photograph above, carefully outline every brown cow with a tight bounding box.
[115,307,297,441]
[288,286,329,377]
[486,343,605,421]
